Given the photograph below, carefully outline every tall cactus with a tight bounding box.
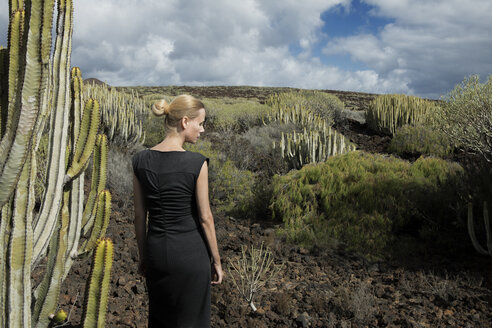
[0,1,112,327]
[468,201,492,257]
[266,91,356,170]
[366,94,440,135]
[84,82,146,145]
[82,238,114,328]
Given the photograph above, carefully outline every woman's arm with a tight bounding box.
[196,160,223,285]
[133,173,147,275]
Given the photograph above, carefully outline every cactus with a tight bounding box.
[267,91,356,169]
[82,238,114,328]
[467,201,492,256]
[84,82,146,145]
[366,94,440,135]
[0,1,112,327]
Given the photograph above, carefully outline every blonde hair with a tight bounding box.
[152,95,205,131]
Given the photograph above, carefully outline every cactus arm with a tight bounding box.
[82,238,113,328]
[79,190,111,255]
[32,0,73,266]
[7,151,33,328]
[32,189,69,328]
[0,9,26,206]
[0,47,8,138]
[81,134,107,235]
[467,202,489,255]
[62,69,85,280]
[65,99,100,182]
[0,199,12,328]
[484,201,492,256]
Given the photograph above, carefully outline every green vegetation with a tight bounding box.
[432,74,492,164]
[84,82,147,146]
[366,94,440,135]
[265,90,345,125]
[264,91,356,169]
[388,124,453,157]
[270,151,464,259]
[203,97,271,134]
[185,140,256,217]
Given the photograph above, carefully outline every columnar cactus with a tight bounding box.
[266,91,356,170]
[82,238,114,328]
[468,201,492,257]
[366,94,440,135]
[275,126,356,170]
[84,82,146,145]
[0,1,112,327]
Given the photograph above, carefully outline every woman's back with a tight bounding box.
[132,149,209,233]
[132,149,211,328]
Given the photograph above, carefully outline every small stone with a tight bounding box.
[368,263,379,273]
[444,309,454,316]
[117,276,127,286]
[296,312,311,327]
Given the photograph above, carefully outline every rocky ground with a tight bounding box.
[40,91,491,327]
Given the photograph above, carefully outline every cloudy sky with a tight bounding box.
[1,0,491,99]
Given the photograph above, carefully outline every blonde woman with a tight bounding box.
[132,95,223,327]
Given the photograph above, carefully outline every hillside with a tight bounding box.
[51,86,492,328]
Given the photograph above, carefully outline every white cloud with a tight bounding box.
[1,1,490,98]
[70,0,404,94]
[324,0,492,98]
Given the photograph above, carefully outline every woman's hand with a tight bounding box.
[211,261,223,285]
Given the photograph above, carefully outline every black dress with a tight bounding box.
[132,149,211,328]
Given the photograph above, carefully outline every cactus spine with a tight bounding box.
[0,1,112,327]
[467,201,492,256]
[82,238,114,328]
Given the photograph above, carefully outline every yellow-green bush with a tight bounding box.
[142,114,166,148]
[185,140,255,217]
[266,90,344,126]
[203,97,271,134]
[388,124,453,157]
[432,74,492,164]
[366,94,440,135]
[270,151,465,258]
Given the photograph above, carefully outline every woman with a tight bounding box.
[132,95,223,327]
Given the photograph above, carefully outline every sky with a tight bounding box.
[1,0,491,99]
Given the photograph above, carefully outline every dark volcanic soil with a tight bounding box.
[46,91,492,328]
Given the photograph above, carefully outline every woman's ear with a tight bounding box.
[181,116,189,129]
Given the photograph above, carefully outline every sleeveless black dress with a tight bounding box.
[132,149,211,328]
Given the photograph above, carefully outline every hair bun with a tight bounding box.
[152,99,170,116]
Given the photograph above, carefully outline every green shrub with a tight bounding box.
[270,151,465,258]
[185,140,256,217]
[432,74,492,164]
[142,114,166,148]
[388,124,453,157]
[202,98,271,134]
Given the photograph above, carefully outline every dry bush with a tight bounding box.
[274,292,292,316]
[227,243,283,312]
[349,281,376,324]
[401,270,461,304]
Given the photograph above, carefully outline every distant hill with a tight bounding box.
[83,77,108,86]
